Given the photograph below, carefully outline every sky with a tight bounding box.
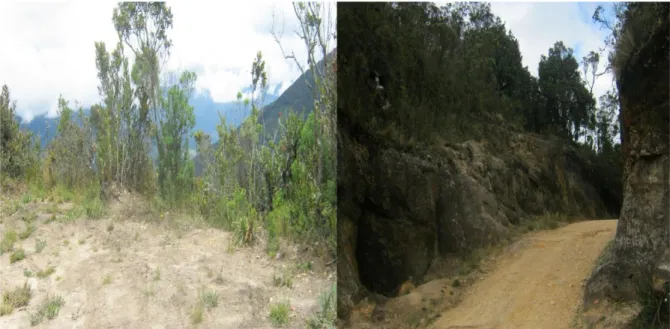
[490,2,616,107]
[1,1,614,123]
[0,1,336,122]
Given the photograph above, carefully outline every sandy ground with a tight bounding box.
[429,220,617,329]
[0,195,334,329]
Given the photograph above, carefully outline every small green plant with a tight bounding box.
[307,283,336,329]
[153,267,161,281]
[199,288,219,309]
[22,193,32,204]
[22,211,37,222]
[47,203,59,215]
[36,266,56,278]
[1,282,32,313]
[53,185,74,203]
[273,271,293,288]
[29,311,42,326]
[0,230,18,254]
[35,239,46,253]
[452,279,461,288]
[19,224,35,240]
[78,239,85,245]
[24,269,34,277]
[0,303,13,316]
[298,261,313,271]
[2,200,21,217]
[190,304,204,324]
[102,274,113,285]
[142,284,156,298]
[269,301,291,327]
[64,205,85,221]
[83,194,104,219]
[41,295,64,319]
[30,294,65,325]
[10,249,26,263]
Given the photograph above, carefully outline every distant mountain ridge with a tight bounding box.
[194,49,336,176]
[17,89,280,149]
[16,48,336,177]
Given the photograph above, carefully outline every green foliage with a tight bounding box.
[0,230,18,255]
[339,2,623,215]
[0,85,40,180]
[269,301,291,327]
[9,249,25,263]
[44,96,96,190]
[155,70,197,205]
[536,41,596,141]
[4,2,337,266]
[190,5,337,257]
[30,294,65,325]
[1,282,32,310]
[307,283,337,328]
[338,3,617,148]
[339,2,532,143]
[83,184,105,219]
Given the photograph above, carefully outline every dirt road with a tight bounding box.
[430,220,617,329]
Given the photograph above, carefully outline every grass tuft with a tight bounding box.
[0,282,32,315]
[35,239,47,253]
[0,230,18,254]
[199,288,219,309]
[29,294,65,326]
[307,283,336,329]
[269,301,291,327]
[19,224,36,240]
[190,304,204,324]
[10,249,26,263]
[36,266,56,278]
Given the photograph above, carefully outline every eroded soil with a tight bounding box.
[0,192,334,329]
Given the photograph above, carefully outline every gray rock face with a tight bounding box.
[583,12,669,312]
[337,125,612,316]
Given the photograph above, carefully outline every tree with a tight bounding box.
[0,85,38,179]
[156,70,197,203]
[537,41,596,142]
[45,96,96,189]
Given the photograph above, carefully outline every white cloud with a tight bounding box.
[490,2,616,108]
[0,1,336,122]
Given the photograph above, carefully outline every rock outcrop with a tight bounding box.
[337,119,615,319]
[583,5,669,314]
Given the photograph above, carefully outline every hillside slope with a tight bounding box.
[0,189,334,329]
[337,119,620,320]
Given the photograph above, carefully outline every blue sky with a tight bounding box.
[1,2,614,122]
[490,2,616,105]
[0,1,336,122]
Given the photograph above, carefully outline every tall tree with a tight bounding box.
[538,41,596,141]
